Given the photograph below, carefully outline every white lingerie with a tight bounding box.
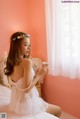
[9,68,48,115]
[0,68,60,119]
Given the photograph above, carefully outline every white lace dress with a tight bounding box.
[0,68,60,119]
[9,68,48,115]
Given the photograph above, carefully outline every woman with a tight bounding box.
[5,31,61,118]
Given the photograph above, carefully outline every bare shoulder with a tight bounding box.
[21,58,32,68]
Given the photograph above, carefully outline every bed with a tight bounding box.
[0,84,60,119]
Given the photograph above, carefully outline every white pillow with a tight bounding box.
[0,85,11,106]
[0,51,9,87]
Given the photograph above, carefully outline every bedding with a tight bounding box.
[0,51,10,87]
[0,85,60,119]
[0,85,11,106]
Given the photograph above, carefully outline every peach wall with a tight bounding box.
[42,76,80,118]
[25,0,47,60]
[0,0,47,60]
[0,0,30,55]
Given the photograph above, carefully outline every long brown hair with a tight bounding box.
[5,31,30,76]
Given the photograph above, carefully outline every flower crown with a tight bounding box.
[13,34,30,41]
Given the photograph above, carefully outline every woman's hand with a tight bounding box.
[33,62,48,86]
[36,64,48,76]
[36,63,48,80]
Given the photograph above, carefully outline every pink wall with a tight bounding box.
[42,76,80,118]
[0,0,47,60]
[0,0,30,55]
[0,0,80,118]
[25,0,47,60]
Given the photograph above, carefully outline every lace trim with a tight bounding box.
[8,76,32,92]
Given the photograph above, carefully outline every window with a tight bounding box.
[45,0,80,79]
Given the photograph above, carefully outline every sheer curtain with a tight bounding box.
[45,0,80,79]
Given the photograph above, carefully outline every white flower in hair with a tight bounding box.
[17,36,21,39]
[13,34,30,41]
[17,35,25,39]
[13,38,16,41]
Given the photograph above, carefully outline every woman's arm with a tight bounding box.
[18,58,48,93]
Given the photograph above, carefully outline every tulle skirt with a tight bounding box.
[9,86,48,115]
[0,85,60,119]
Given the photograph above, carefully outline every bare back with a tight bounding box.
[10,63,23,82]
[10,58,32,84]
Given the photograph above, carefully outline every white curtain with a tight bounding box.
[45,0,80,79]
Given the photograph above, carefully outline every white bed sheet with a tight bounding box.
[0,85,60,119]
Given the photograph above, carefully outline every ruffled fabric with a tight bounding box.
[0,68,60,119]
[9,68,48,115]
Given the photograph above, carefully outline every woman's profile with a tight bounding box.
[4,31,61,118]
